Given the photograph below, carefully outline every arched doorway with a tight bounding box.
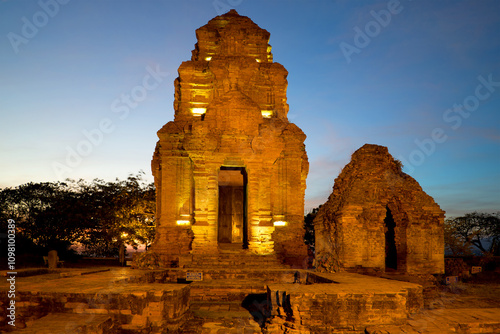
[384,206,398,271]
[218,167,248,247]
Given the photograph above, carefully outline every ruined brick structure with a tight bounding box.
[314,144,445,274]
[147,10,308,267]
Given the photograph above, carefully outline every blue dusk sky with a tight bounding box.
[1,0,499,218]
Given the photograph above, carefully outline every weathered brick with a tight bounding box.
[315,144,445,275]
[135,9,308,269]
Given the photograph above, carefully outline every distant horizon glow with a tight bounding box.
[1,0,499,218]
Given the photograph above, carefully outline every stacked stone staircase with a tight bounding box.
[175,245,279,333]
[180,244,287,270]
[180,279,267,334]
[182,253,285,270]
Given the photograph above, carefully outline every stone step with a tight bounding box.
[181,254,285,269]
[186,262,282,266]
[128,268,301,284]
[188,257,282,261]
[16,313,113,334]
[185,301,263,334]
[191,301,254,319]
[187,263,283,267]
[190,281,267,302]
[183,269,300,283]
[199,323,262,334]
[187,257,281,262]
[186,259,283,265]
[180,318,262,334]
[185,264,285,270]
[190,254,280,258]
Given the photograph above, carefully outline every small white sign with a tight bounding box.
[186,272,203,281]
[446,276,458,285]
[471,266,482,274]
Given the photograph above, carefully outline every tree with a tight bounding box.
[444,220,474,256]
[0,181,81,263]
[445,212,500,256]
[0,172,156,258]
[0,182,75,246]
[74,172,156,256]
[304,206,321,253]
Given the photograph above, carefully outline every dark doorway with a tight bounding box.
[218,167,247,247]
[384,206,398,271]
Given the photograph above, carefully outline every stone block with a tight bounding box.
[47,250,58,269]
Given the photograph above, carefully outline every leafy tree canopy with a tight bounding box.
[0,172,155,257]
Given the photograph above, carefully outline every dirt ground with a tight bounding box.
[430,271,500,309]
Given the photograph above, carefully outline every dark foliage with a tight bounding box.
[304,206,321,253]
[0,171,155,258]
[445,211,500,256]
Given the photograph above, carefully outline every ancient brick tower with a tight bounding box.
[149,10,309,267]
[314,144,445,274]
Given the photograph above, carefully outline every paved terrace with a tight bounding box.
[0,268,498,333]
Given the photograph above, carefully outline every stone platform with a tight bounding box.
[0,268,190,333]
[1,268,499,333]
[265,272,423,333]
[366,308,500,334]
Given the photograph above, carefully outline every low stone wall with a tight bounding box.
[266,273,423,333]
[268,289,412,332]
[0,284,190,332]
